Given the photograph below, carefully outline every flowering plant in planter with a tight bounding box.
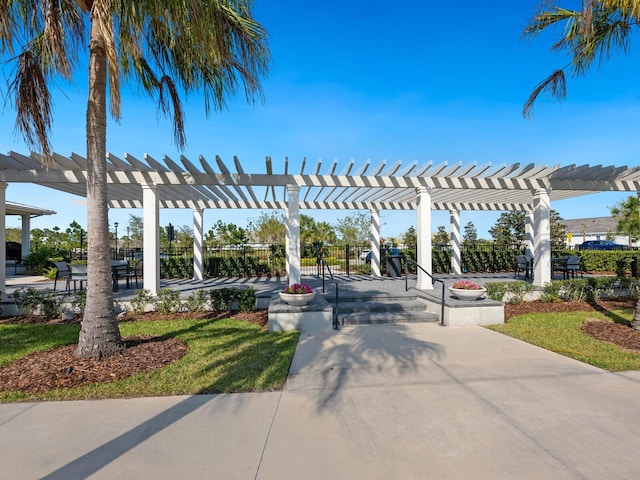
[451,280,483,290]
[283,283,313,294]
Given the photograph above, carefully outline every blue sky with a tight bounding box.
[1,1,639,240]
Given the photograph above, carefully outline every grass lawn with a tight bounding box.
[0,317,299,402]
[488,308,640,371]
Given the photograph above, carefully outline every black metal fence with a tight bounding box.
[103,243,540,278]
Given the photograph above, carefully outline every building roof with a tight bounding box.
[6,201,56,218]
[562,217,618,235]
[1,152,640,212]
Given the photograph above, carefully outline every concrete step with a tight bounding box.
[335,299,429,314]
[341,310,439,325]
[322,294,439,325]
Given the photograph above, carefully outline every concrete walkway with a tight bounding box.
[2,323,640,479]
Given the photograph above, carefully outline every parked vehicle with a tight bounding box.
[578,240,628,251]
[360,250,370,261]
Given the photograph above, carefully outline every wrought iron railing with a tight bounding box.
[319,258,340,330]
[405,258,445,326]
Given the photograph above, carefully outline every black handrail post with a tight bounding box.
[346,245,350,277]
[405,257,446,326]
[322,264,326,293]
[440,281,445,326]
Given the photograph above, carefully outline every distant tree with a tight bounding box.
[550,211,568,250]
[611,195,640,246]
[127,215,144,249]
[6,228,22,244]
[433,226,450,245]
[336,212,370,245]
[402,226,417,246]
[206,221,248,247]
[489,212,526,245]
[463,221,478,244]
[490,210,566,247]
[176,226,194,250]
[249,212,286,244]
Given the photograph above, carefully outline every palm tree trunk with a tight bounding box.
[75,12,124,360]
[633,289,640,330]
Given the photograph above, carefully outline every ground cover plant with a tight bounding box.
[491,299,640,371]
[0,310,298,402]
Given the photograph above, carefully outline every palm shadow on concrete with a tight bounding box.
[286,322,446,412]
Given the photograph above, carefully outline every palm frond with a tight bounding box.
[158,75,186,150]
[523,69,566,120]
[8,47,53,164]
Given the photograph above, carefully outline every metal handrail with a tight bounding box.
[320,258,340,330]
[404,258,445,326]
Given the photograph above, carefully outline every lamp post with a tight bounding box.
[126,226,130,249]
[114,222,119,257]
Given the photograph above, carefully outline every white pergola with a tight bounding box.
[1,151,639,293]
[5,201,56,261]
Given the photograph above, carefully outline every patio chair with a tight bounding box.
[119,260,143,289]
[514,255,531,279]
[53,262,71,291]
[564,255,583,279]
[68,264,88,292]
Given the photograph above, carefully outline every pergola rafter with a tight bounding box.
[2,152,640,212]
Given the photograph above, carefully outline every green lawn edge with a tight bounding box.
[0,317,299,403]
[487,308,640,371]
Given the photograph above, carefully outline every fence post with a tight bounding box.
[346,245,350,277]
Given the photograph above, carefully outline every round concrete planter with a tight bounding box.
[449,287,486,301]
[279,291,316,306]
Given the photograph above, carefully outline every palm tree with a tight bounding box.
[2,1,269,359]
[522,0,640,118]
[523,1,640,327]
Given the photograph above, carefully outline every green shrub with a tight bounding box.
[153,289,182,314]
[208,287,256,312]
[485,281,533,304]
[11,287,65,319]
[237,288,256,311]
[23,248,66,276]
[540,281,562,303]
[184,289,209,312]
[560,280,595,301]
[130,289,153,314]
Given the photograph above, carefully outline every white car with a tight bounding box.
[360,250,370,261]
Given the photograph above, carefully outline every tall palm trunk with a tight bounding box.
[633,290,640,330]
[75,13,124,360]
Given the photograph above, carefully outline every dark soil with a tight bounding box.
[0,310,268,395]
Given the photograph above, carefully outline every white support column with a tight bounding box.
[450,209,461,275]
[285,185,301,285]
[532,189,551,287]
[0,183,5,291]
[21,214,31,259]
[416,187,433,290]
[370,209,381,277]
[193,208,204,281]
[525,209,534,258]
[142,183,160,296]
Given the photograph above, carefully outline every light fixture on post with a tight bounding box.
[114,222,119,257]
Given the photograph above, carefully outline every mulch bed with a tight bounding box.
[505,298,640,353]
[0,309,269,395]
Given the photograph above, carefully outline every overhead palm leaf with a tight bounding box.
[522,0,639,118]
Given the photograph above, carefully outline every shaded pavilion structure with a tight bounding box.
[0,151,639,293]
